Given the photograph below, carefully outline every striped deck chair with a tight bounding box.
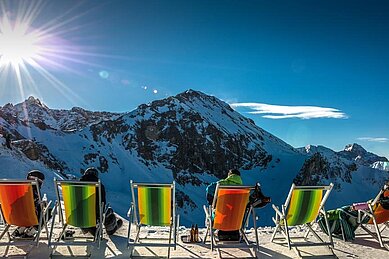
[0,179,51,252]
[203,184,259,258]
[357,184,389,249]
[127,181,179,258]
[270,183,334,257]
[48,179,105,257]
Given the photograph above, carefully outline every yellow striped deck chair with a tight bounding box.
[270,183,334,257]
[127,181,179,258]
[357,184,389,249]
[0,179,50,253]
[48,179,104,257]
[203,184,259,258]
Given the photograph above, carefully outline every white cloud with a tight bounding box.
[230,102,348,120]
[357,137,388,143]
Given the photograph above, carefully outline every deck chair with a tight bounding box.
[48,179,105,257]
[203,184,259,258]
[270,183,334,257]
[127,181,179,258]
[357,184,389,249]
[0,179,51,252]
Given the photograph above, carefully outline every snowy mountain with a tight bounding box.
[0,96,120,131]
[371,161,389,171]
[1,90,388,226]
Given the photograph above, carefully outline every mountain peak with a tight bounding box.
[175,89,216,101]
[23,96,48,109]
[344,143,366,153]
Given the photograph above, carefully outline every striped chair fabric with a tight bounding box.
[213,188,250,231]
[61,183,97,228]
[0,183,39,227]
[285,189,323,226]
[138,186,171,226]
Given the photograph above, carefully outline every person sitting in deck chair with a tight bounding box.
[206,169,243,205]
[79,167,123,236]
[206,169,243,241]
[12,170,47,238]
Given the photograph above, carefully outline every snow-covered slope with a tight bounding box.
[371,161,389,171]
[0,90,388,226]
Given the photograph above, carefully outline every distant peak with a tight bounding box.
[177,89,208,98]
[24,96,48,109]
[344,143,366,153]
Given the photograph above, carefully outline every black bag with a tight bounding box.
[217,230,240,241]
[104,207,118,235]
[248,182,271,208]
[379,192,389,210]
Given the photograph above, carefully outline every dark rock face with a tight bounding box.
[92,89,275,182]
[294,152,357,190]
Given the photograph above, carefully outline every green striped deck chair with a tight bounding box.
[0,179,51,255]
[48,179,104,257]
[270,183,334,257]
[127,181,179,258]
[203,184,260,258]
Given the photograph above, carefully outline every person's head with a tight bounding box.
[228,169,240,177]
[27,170,45,187]
[82,167,99,181]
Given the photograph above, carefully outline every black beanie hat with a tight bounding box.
[27,170,45,186]
[84,167,99,178]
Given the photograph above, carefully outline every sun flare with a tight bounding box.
[0,1,101,108]
[0,19,42,67]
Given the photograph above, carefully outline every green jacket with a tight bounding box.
[218,174,243,186]
[206,174,243,203]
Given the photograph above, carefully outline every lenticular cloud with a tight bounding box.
[230,102,348,119]
[357,137,388,143]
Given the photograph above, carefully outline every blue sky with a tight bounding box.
[1,0,388,157]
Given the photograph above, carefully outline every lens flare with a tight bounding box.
[0,1,103,108]
[0,19,41,67]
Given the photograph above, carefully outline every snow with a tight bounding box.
[371,161,389,171]
[1,216,388,258]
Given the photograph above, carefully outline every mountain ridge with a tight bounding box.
[1,90,388,225]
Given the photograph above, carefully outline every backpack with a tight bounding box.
[248,182,271,208]
[379,190,389,210]
[104,207,118,235]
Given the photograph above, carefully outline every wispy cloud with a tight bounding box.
[230,102,348,119]
[357,137,388,143]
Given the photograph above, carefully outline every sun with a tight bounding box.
[0,19,42,68]
[0,1,97,106]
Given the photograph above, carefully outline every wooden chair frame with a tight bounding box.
[270,183,334,257]
[203,184,259,258]
[48,179,105,257]
[127,181,179,258]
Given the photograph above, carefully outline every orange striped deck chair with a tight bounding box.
[48,179,105,257]
[203,184,259,258]
[357,184,389,249]
[0,179,50,251]
[270,183,334,257]
[127,181,179,259]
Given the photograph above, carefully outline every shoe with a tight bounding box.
[11,227,26,238]
[23,226,38,238]
[61,230,75,240]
